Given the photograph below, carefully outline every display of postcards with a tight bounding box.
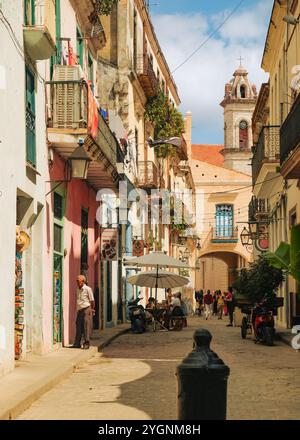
[16,317,24,324]
[15,296,24,302]
[15,324,24,331]
[15,288,24,295]
[15,302,24,308]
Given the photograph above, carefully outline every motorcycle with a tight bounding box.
[128,296,146,334]
[241,298,275,346]
[252,299,275,346]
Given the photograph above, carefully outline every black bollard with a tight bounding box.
[176,328,230,420]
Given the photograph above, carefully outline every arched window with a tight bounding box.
[239,120,248,149]
[240,85,246,98]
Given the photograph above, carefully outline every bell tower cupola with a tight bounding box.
[220,63,257,175]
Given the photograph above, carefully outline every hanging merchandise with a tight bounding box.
[15,253,25,360]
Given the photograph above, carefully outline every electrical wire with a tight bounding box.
[171,0,246,74]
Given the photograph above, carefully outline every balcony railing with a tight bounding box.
[26,107,36,167]
[136,161,158,190]
[23,0,56,60]
[252,126,280,184]
[280,93,300,178]
[211,226,239,243]
[178,136,188,160]
[47,79,118,166]
[136,55,159,98]
[248,196,269,221]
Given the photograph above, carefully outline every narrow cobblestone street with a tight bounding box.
[17,316,300,420]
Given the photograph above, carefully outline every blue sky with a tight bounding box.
[150,0,274,144]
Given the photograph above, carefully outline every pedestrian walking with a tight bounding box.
[71,275,95,349]
[195,289,203,315]
[213,290,218,316]
[203,289,213,320]
[225,286,235,327]
[217,291,225,319]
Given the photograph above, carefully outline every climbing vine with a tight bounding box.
[145,91,185,158]
[95,0,120,15]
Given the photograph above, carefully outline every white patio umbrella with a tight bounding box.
[124,251,189,269]
[124,252,189,304]
[128,270,189,290]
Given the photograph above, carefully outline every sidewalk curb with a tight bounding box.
[0,326,130,420]
[97,327,131,351]
[0,348,97,421]
[276,332,292,347]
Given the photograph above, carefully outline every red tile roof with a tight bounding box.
[192,144,224,167]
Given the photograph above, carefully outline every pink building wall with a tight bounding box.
[44,152,100,348]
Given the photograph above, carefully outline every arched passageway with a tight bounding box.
[195,251,247,292]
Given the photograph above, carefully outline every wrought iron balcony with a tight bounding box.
[178,136,188,160]
[47,79,119,166]
[135,55,159,98]
[211,226,239,243]
[23,0,56,60]
[136,161,158,190]
[248,196,269,221]
[46,75,122,189]
[280,93,300,179]
[252,125,280,185]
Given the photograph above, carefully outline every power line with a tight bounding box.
[171,0,246,74]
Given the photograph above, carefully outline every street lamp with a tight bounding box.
[46,139,91,196]
[147,136,182,148]
[249,222,258,239]
[196,238,201,250]
[183,248,190,260]
[240,227,250,246]
[69,139,91,179]
[283,15,299,25]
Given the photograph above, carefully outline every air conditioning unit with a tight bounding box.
[52,65,88,129]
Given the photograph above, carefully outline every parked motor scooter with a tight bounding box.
[128,296,146,334]
[252,298,275,346]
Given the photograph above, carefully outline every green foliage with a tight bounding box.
[95,0,119,15]
[265,224,300,293]
[232,255,285,304]
[145,91,185,158]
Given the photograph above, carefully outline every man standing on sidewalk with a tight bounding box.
[72,275,95,349]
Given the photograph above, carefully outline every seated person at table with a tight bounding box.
[170,293,184,317]
[146,297,156,309]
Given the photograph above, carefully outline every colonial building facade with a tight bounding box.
[251,0,300,328]
[192,65,256,293]
[0,0,193,377]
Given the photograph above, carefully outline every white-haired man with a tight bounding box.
[71,275,95,349]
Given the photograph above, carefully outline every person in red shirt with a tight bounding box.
[203,290,213,320]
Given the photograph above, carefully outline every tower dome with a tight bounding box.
[220,63,257,175]
[221,63,257,104]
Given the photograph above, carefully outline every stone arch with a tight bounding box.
[195,250,248,292]
[240,84,246,98]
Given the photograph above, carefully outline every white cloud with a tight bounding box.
[152,1,273,144]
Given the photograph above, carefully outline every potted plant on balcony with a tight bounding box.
[95,0,120,15]
[145,91,184,159]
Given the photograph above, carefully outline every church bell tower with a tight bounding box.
[220,64,257,175]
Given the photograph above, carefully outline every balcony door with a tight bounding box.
[25,67,36,166]
[215,205,233,238]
